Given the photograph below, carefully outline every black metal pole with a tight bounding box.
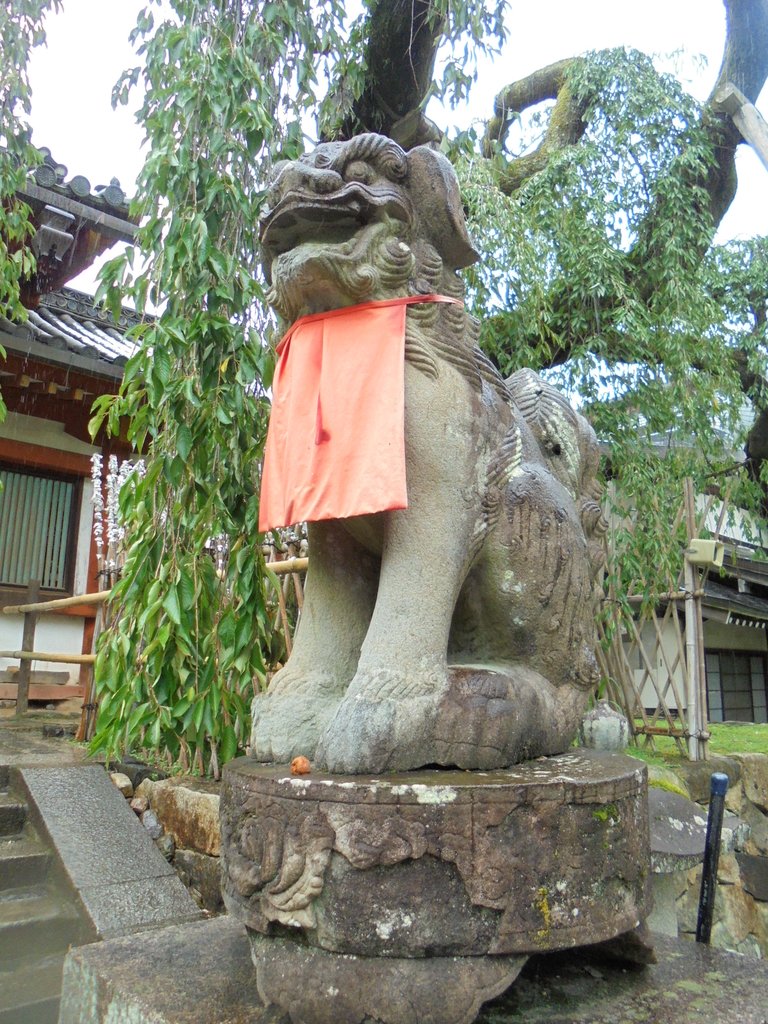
[695,771,729,944]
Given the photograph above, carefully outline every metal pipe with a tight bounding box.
[696,772,729,944]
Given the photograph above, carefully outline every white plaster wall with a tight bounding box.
[0,613,85,685]
[703,619,768,653]
[73,479,94,595]
[634,617,687,711]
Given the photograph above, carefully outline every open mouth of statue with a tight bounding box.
[259,185,411,256]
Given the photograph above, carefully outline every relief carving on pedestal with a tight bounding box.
[224,805,334,929]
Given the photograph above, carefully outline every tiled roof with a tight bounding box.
[28,149,130,218]
[704,578,768,627]
[0,287,140,370]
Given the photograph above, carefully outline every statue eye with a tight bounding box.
[344,160,374,184]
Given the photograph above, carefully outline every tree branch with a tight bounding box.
[482,58,573,153]
[480,59,589,194]
[334,0,444,146]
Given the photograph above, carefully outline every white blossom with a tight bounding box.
[90,454,147,584]
[90,454,105,560]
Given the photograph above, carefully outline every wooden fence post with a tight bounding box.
[684,479,707,761]
[76,599,104,744]
[15,580,40,717]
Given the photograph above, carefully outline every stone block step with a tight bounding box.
[18,765,202,940]
[0,952,65,1024]
[0,995,60,1024]
[0,791,26,836]
[0,832,51,890]
[0,887,83,965]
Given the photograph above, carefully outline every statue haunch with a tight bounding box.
[251,133,606,775]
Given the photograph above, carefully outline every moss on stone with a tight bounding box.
[592,803,619,823]
[648,777,689,799]
[534,886,552,942]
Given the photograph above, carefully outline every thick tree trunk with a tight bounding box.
[332,0,444,146]
[700,0,768,224]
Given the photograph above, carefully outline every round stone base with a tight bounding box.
[250,932,526,1024]
[221,749,651,957]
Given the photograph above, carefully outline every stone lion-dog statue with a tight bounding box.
[251,133,606,775]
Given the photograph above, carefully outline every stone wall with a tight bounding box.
[650,752,768,958]
[108,770,224,915]
[137,776,224,915]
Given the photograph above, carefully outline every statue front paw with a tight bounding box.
[315,666,449,774]
[250,670,346,763]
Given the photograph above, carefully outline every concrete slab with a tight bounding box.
[58,917,768,1024]
[20,766,176,887]
[59,917,266,1024]
[75,876,206,939]
[19,765,201,938]
[0,724,90,770]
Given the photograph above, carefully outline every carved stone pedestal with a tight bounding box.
[221,750,651,1024]
[249,932,525,1024]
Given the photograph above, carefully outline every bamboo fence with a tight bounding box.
[597,481,731,760]
[0,552,307,737]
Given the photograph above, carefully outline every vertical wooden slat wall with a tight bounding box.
[0,469,75,590]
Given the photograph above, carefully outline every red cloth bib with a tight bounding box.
[259,295,460,532]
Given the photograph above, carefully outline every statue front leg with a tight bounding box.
[250,520,378,763]
[315,371,489,774]
[315,496,474,774]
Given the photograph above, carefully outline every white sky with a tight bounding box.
[26,0,768,294]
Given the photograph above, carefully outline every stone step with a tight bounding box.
[0,952,64,1024]
[0,887,83,965]
[0,791,27,836]
[0,995,60,1024]
[0,831,51,890]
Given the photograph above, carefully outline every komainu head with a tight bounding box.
[260,134,478,323]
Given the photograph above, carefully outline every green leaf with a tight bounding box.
[220,723,238,762]
[176,423,193,462]
[163,585,182,626]
[178,565,195,610]
[153,345,172,387]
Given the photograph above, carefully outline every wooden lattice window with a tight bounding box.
[705,649,768,724]
[0,465,80,592]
